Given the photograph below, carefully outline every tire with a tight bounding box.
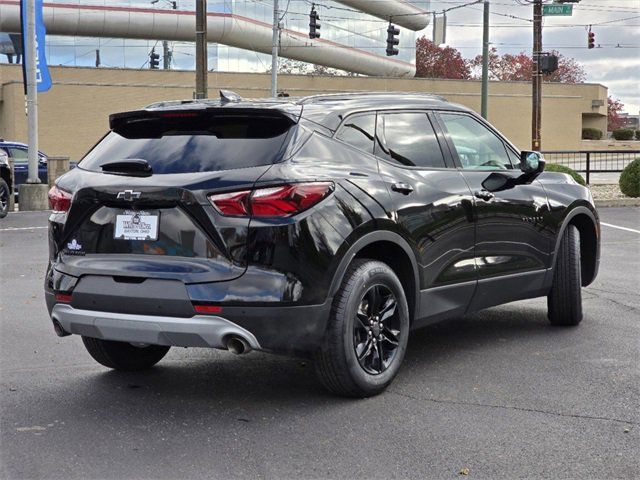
[0,179,9,219]
[314,259,410,398]
[82,337,170,371]
[547,224,583,326]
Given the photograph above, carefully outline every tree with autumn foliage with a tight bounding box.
[469,47,586,83]
[415,37,470,79]
[607,96,625,131]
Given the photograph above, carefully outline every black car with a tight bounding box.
[0,149,10,217]
[45,92,600,397]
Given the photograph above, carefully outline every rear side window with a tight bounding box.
[376,113,446,168]
[335,114,376,154]
[79,114,293,174]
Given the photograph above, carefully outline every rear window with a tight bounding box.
[79,114,293,174]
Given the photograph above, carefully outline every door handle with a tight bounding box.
[391,183,414,195]
[474,190,494,201]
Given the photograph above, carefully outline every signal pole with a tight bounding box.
[480,0,489,119]
[271,0,279,97]
[195,0,207,99]
[25,0,39,184]
[531,0,542,151]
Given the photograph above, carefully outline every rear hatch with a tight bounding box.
[54,107,298,284]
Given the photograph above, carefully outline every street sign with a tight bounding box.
[543,4,573,16]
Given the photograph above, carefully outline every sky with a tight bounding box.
[429,0,640,113]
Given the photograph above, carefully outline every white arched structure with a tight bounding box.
[0,1,416,77]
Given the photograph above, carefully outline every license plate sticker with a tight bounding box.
[114,211,159,241]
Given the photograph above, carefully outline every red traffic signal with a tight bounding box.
[587,31,595,49]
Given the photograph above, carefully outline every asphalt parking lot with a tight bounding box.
[1,208,638,480]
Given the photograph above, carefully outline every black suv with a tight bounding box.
[45,92,600,397]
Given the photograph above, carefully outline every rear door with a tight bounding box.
[54,109,296,284]
[373,111,476,326]
[435,111,553,311]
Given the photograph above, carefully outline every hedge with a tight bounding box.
[612,128,635,141]
[544,163,586,186]
[619,158,640,198]
[636,130,640,140]
[582,128,602,140]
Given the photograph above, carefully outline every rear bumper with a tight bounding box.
[51,304,261,350]
[46,291,332,355]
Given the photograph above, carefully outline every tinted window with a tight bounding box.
[335,114,376,154]
[8,147,28,164]
[439,113,512,170]
[377,113,446,168]
[80,114,293,174]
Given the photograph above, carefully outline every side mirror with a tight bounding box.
[520,151,546,175]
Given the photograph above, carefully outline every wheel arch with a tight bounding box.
[329,231,420,322]
[552,206,600,287]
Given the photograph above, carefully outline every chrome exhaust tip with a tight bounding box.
[52,319,71,337]
[226,336,251,355]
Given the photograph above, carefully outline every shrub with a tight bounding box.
[544,163,586,186]
[635,130,640,140]
[619,158,640,197]
[612,128,635,140]
[582,128,602,140]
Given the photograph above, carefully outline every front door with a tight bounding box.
[435,111,554,311]
[374,111,477,326]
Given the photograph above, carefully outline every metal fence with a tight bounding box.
[541,150,640,184]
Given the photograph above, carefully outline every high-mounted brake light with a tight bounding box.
[208,182,334,218]
[48,186,72,212]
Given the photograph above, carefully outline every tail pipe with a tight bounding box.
[51,318,71,337]
[226,335,251,355]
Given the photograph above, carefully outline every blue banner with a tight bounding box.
[20,0,52,93]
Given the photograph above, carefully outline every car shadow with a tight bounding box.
[69,302,562,407]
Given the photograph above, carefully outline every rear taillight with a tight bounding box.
[208,182,334,218]
[55,293,72,303]
[48,186,72,212]
[193,303,223,314]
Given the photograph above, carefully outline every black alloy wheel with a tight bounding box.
[315,259,410,397]
[353,284,401,375]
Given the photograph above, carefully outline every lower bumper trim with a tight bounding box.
[51,304,261,350]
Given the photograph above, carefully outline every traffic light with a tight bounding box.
[149,48,160,69]
[587,30,595,49]
[386,23,400,56]
[309,6,320,39]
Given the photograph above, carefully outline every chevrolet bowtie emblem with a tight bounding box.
[117,190,142,201]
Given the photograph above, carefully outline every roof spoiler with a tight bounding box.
[109,106,299,131]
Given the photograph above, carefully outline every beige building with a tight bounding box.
[0,64,608,160]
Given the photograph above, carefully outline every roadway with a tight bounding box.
[1,208,638,479]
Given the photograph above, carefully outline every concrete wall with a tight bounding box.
[0,64,608,160]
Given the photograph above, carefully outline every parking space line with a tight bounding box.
[601,222,640,234]
[0,226,48,232]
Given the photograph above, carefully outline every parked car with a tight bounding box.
[0,140,48,195]
[44,92,600,397]
[0,149,9,218]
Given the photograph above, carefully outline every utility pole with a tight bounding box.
[25,0,39,184]
[531,0,542,151]
[480,0,489,119]
[195,0,208,98]
[271,0,279,98]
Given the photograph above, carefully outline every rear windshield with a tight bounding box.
[79,114,293,174]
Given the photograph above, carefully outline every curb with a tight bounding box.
[594,198,640,208]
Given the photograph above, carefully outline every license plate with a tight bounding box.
[114,211,159,241]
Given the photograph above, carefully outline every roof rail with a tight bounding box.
[297,91,447,104]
